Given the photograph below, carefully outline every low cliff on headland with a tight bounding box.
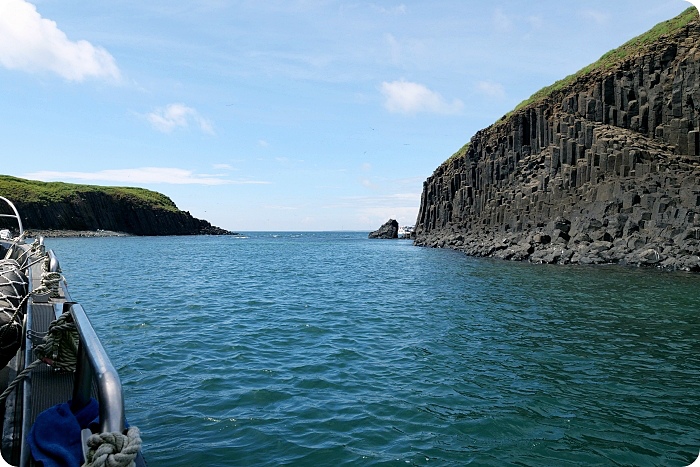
[415,9,700,271]
[0,175,230,236]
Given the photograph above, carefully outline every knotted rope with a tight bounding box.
[82,427,142,467]
[41,254,64,298]
[0,238,142,464]
[0,311,79,406]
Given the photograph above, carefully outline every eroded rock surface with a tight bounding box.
[415,19,700,271]
[369,219,399,239]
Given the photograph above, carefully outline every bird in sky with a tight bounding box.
[686,0,700,14]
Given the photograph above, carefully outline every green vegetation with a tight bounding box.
[512,7,697,113]
[445,142,471,165]
[441,7,697,167]
[0,175,180,212]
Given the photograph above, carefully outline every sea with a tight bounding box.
[44,232,699,466]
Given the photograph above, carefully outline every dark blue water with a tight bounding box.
[45,232,700,466]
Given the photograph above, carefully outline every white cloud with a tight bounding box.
[24,167,270,185]
[476,81,506,99]
[385,33,401,65]
[333,192,420,228]
[0,0,120,82]
[372,4,407,15]
[361,178,376,189]
[493,8,512,32]
[579,9,609,25]
[146,104,214,134]
[381,80,463,115]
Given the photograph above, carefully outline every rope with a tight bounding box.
[34,312,79,371]
[40,254,64,298]
[0,238,143,465]
[41,272,63,298]
[0,360,42,406]
[0,260,27,310]
[2,232,29,267]
[0,260,28,353]
[0,312,78,406]
[83,427,142,467]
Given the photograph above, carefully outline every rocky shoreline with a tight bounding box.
[417,215,700,272]
[24,229,131,238]
[414,14,700,273]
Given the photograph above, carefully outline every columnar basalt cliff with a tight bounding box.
[0,176,230,236]
[415,12,700,271]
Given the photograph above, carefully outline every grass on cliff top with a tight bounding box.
[512,7,697,113]
[0,175,180,212]
[445,142,471,165]
[442,7,697,168]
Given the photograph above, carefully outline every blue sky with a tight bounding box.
[0,0,691,231]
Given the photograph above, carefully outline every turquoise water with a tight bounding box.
[45,232,699,466]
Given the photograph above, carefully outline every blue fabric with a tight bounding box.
[27,398,99,467]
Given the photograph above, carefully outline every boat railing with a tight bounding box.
[62,302,126,434]
[46,250,60,274]
[0,197,23,236]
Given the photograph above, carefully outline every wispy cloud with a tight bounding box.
[361,178,377,189]
[0,0,121,82]
[331,192,420,227]
[381,80,463,115]
[527,15,544,29]
[371,4,407,15]
[493,8,512,32]
[579,9,609,25]
[24,167,270,185]
[476,81,506,99]
[145,103,214,134]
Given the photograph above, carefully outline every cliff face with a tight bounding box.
[415,15,700,271]
[15,192,227,235]
[0,178,229,236]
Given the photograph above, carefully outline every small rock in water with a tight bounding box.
[368,219,399,239]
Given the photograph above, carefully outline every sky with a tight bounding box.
[0,0,692,231]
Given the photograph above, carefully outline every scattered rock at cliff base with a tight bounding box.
[369,219,399,239]
[413,10,700,272]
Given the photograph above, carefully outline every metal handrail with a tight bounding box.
[0,197,23,235]
[64,302,126,434]
[47,250,60,274]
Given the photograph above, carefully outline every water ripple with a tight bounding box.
[46,234,700,466]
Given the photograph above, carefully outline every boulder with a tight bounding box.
[369,219,399,239]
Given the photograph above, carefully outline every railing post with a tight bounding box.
[70,341,94,413]
[66,303,126,433]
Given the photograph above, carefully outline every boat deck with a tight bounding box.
[1,243,145,466]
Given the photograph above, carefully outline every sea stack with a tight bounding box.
[369,219,399,239]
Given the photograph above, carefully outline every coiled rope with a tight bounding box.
[0,311,79,406]
[0,238,142,465]
[83,427,142,467]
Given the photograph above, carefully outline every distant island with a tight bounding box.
[415,8,700,272]
[0,175,230,236]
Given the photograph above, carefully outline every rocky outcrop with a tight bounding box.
[0,180,230,236]
[415,14,700,271]
[15,192,229,236]
[369,219,399,239]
